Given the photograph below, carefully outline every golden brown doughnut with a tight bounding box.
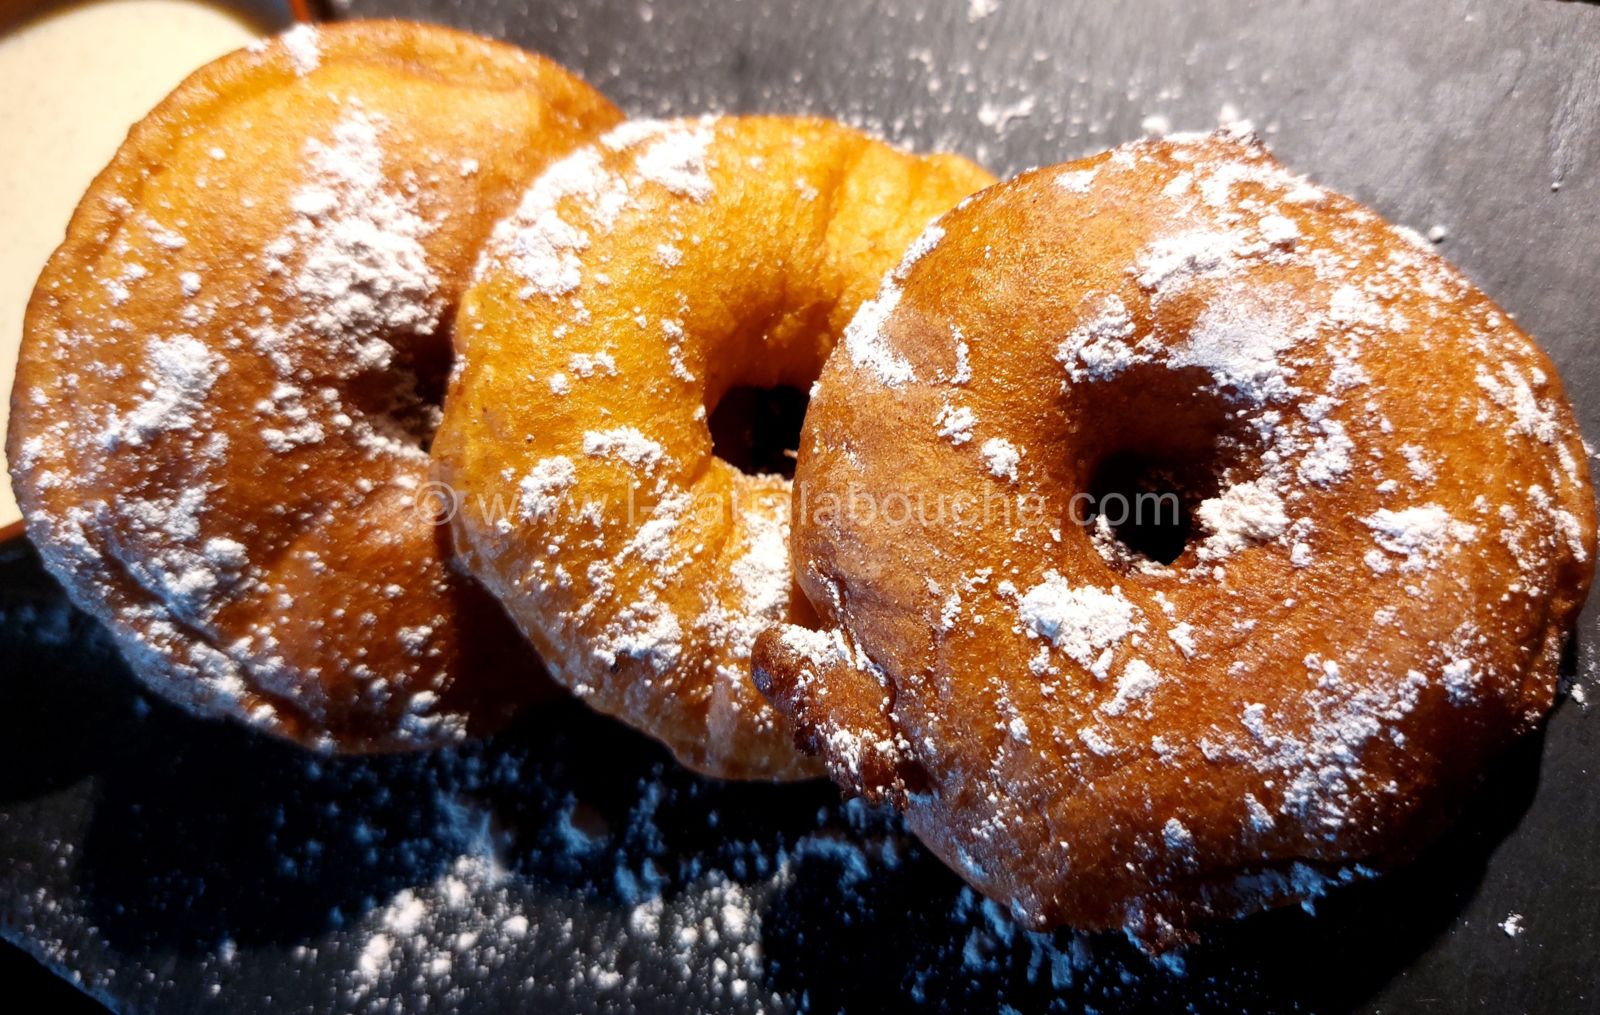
[753,132,1596,942]
[432,115,994,779]
[6,21,622,751]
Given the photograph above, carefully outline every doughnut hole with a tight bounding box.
[1086,453,1197,565]
[1066,365,1258,571]
[336,329,454,455]
[708,384,810,479]
[706,382,824,632]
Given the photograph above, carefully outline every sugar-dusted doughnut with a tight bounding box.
[753,132,1596,941]
[7,22,622,751]
[433,116,993,779]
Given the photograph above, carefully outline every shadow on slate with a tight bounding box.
[1,530,1552,1012]
[0,603,132,804]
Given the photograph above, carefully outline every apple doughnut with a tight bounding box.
[752,133,1596,941]
[432,116,993,779]
[7,22,622,751]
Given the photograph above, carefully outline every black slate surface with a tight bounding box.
[5,1,1600,1011]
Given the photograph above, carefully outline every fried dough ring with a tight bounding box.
[753,133,1596,941]
[433,116,993,779]
[7,21,622,751]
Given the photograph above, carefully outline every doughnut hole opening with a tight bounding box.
[1069,368,1255,571]
[707,381,823,633]
[709,384,810,479]
[343,331,454,455]
[1087,453,1196,565]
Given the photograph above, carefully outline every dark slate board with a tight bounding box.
[5,1,1600,1011]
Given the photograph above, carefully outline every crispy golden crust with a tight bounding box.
[433,116,993,780]
[7,21,623,751]
[753,133,1596,942]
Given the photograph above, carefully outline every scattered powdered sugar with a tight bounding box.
[967,0,1000,22]
[1162,818,1194,854]
[936,403,977,445]
[1101,658,1161,716]
[621,490,690,565]
[776,624,854,670]
[1440,658,1478,705]
[1056,281,1307,411]
[1500,912,1526,938]
[727,507,791,630]
[280,107,440,363]
[1195,479,1289,561]
[842,283,917,386]
[948,326,972,385]
[605,117,717,201]
[1257,214,1300,247]
[1362,504,1476,573]
[115,487,250,619]
[1057,292,1139,382]
[1475,362,1562,445]
[1140,113,1173,137]
[592,590,682,675]
[1554,508,1590,564]
[979,437,1020,481]
[1016,572,1140,679]
[698,500,795,671]
[1167,622,1197,658]
[486,118,716,302]
[279,23,321,75]
[1296,416,1354,486]
[583,427,666,472]
[977,95,1037,133]
[568,351,618,377]
[1132,228,1255,295]
[103,334,226,448]
[1055,167,1099,193]
[490,149,606,298]
[1168,287,1303,406]
[1399,444,1436,483]
[1226,660,1430,839]
[895,223,945,278]
[519,457,577,521]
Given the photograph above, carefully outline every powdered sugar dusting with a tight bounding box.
[699,496,796,676]
[103,334,225,448]
[1195,479,1289,561]
[280,107,441,361]
[485,117,718,301]
[1363,505,1476,572]
[519,457,577,521]
[1101,658,1162,716]
[1016,573,1140,679]
[625,118,716,200]
[936,403,976,445]
[843,284,916,386]
[1169,288,1302,406]
[279,23,321,75]
[583,427,666,472]
[593,590,682,675]
[1057,292,1138,382]
[979,437,1020,481]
